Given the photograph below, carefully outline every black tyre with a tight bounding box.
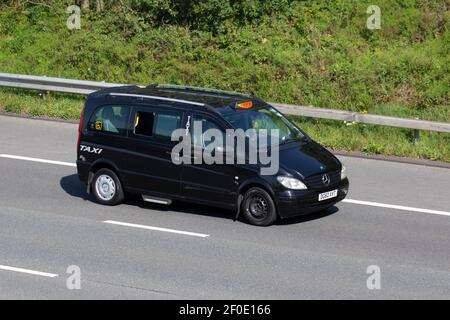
[92,168,124,206]
[242,187,277,226]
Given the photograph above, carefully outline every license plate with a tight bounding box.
[318,189,338,201]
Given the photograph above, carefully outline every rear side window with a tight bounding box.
[134,111,181,141]
[134,111,154,136]
[88,105,130,136]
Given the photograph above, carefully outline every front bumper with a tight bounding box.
[276,178,349,218]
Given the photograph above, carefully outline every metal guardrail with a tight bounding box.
[271,103,450,133]
[0,73,124,95]
[1,73,449,133]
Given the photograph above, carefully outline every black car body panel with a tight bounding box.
[77,85,349,220]
[279,140,341,178]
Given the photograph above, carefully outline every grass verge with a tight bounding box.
[1,88,448,162]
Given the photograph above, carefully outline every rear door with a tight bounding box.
[121,103,184,198]
[82,103,132,170]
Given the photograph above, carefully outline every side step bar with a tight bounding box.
[142,195,172,205]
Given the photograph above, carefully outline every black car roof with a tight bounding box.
[89,84,255,110]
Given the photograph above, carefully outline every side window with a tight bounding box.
[134,111,155,136]
[191,116,224,148]
[88,105,130,136]
[154,113,181,140]
[133,110,182,141]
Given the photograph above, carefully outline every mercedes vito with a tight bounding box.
[76,84,349,226]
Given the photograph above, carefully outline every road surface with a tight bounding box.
[0,115,449,299]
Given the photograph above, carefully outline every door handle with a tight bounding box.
[165,151,199,161]
[166,150,183,156]
[166,150,183,163]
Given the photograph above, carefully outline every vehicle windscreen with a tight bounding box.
[222,105,306,144]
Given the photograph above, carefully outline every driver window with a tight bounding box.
[254,108,289,137]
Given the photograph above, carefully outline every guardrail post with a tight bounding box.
[414,118,420,144]
[414,129,420,144]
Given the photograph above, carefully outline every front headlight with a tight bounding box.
[277,176,308,190]
[341,165,347,180]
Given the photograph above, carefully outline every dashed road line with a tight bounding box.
[0,154,75,167]
[0,265,59,278]
[103,220,210,238]
[342,199,450,217]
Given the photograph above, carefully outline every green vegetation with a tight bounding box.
[0,88,83,119]
[0,0,449,161]
[293,117,449,161]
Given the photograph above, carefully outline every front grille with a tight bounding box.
[304,170,340,190]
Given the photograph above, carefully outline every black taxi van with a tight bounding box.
[77,84,349,226]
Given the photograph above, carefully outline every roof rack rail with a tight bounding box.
[108,92,205,106]
[149,84,251,98]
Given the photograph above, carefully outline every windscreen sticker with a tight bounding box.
[95,121,103,131]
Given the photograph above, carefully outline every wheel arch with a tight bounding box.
[237,178,280,218]
[87,159,123,194]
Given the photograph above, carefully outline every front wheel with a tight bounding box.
[92,168,124,206]
[242,187,277,226]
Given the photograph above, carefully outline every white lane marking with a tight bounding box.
[103,220,210,238]
[343,199,450,217]
[0,154,75,167]
[0,265,59,278]
[2,154,449,218]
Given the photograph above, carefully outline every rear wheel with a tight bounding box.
[92,168,124,206]
[242,187,277,226]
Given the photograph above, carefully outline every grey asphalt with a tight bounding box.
[0,115,449,299]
